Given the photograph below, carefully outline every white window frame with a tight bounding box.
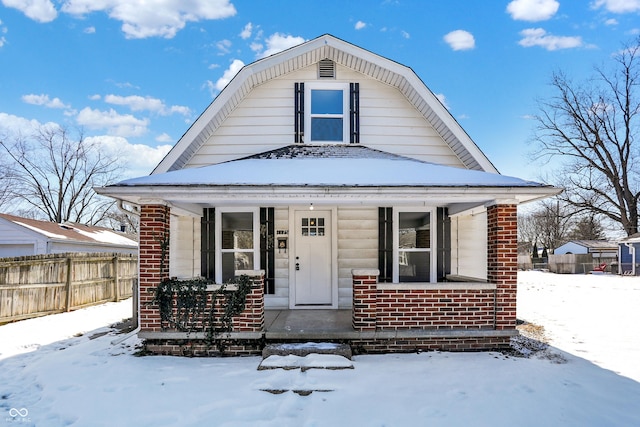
[392,207,437,283]
[304,82,349,143]
[215,207,260,284]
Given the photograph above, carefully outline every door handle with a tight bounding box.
[295,262,300,271]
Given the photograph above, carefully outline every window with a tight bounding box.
[393,209,436,283]
[202,208,275,293]
[305,83,349,143]
[295,82,359,144]
[217,209,260,284]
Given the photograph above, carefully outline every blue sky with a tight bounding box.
[0,0,639,180]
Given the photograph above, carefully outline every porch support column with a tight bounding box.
[486,203,518,330]
[139,204,171,332]
[352,269,379,331]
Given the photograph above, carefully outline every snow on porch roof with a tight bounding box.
[116,145,547,188]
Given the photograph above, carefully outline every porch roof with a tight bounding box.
[97,145,560,215]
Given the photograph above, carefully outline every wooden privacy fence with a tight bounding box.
[0,252,137,324]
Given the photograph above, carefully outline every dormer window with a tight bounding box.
[306,83,349,142]
[294,81,359,144]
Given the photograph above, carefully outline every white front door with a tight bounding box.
[294,210,332,306]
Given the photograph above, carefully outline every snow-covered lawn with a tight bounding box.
[1,272,639,426]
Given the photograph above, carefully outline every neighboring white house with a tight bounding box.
[96,34,561,354]
[554,240,618,258]
[619,233,640,275]
[0,213,138,257]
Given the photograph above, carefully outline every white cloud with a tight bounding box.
[216,39,232,55]
[0,20,7,48]
[591,0,640,13]
[0,112,54,135]
[250,42,263,53]
[103,94,190,116]
[506,0,559,21]
[401,30,410,39]
[84,26,95,34]
[443,30,475,51]
[85,135,172,178]
[605,18,618,25]
[258,33,305,58]
[21,94,70,109]
[76,107,149,137]
[155,133,173,143]
[60,0,237,39]
[518,28,583,50]
[435,93,449,109]
[2,0,57,23]
[215,59,244,91]
[240,22,252,39]
[355,21,367,30]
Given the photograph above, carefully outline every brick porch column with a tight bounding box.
[233,270,265,332]
[487,203,518,330]
[352,269,379,331]
[139,204,171,332]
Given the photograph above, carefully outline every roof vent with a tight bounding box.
[318,59,335,79]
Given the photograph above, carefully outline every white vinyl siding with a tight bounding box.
[170,215,200,279]
[267,207,290,309]
[337,207,378,308]
[184,64,465,169]
[450,212,487,280]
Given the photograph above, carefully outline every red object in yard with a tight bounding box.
[593,263,607,272]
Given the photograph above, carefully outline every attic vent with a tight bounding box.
[60,224,73,230]
[318,59,336,79]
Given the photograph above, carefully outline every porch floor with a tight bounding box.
[264,309,354,339]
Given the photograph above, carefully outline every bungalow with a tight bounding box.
[96,34,560,355]
[0,213,138,257]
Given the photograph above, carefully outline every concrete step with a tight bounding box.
[262,342,352,359]
[259,342,354,371]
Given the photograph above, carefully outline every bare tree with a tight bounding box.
[567,213,606,240]
[532,37,640,236]
[518,199,573,253]
[0,125,123,225]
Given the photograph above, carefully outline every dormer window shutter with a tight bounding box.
[350,82,360,144]
[294,82,304,143]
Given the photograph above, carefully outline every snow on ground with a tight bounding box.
[1,273,639,426]
[518,270,640,382]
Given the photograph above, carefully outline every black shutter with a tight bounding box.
[378,207,392,283]
[294,82,305,143]
[201,208,215,280]
[350,82,360,143]
[437,207,451,281]
[260,207,275,294]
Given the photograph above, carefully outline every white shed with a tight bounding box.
[0,213,138,258]
[554,240,618,258]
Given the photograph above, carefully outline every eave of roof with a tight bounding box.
[0,213,137,247]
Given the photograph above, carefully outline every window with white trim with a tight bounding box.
[216,208,260,283]
[305,82,349,143]
[393,209,436,283]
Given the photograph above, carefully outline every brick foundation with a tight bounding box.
[350,335,511,354]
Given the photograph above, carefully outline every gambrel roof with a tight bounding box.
[154,34,497,174]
